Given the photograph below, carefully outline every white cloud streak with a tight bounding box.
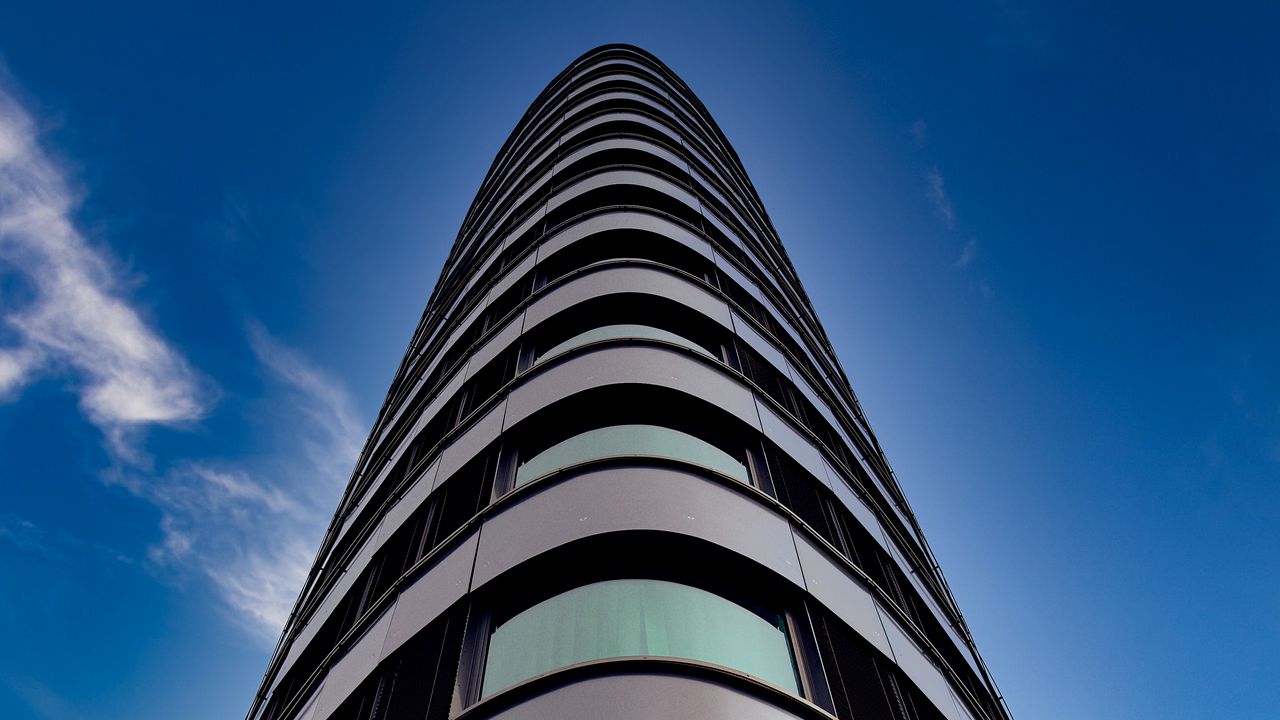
[0,79,360,643]
[5,674,87,720]
[248,322,364,481]
[926,166,956,231]
[956,237,977,268]
[114,325,364,641]
[910,119,928,147]
[924,166,985,281]
[0,84,208,457]
[0,513,134,566]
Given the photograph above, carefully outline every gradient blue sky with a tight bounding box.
[0,2,1276,719]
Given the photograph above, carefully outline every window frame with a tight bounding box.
[478,577,803,698]
[453,534,835,714]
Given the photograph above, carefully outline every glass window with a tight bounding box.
[536,324,714,364]
[514,424,749,487]
[481,579,799,697]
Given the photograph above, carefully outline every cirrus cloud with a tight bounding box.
[112,324,365,640]
[0,83,210,458]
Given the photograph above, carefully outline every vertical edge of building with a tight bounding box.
[244,44,1012,720]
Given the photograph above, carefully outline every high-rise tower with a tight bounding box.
[246,44,1011,720]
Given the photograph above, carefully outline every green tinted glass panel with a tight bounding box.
[536,324,714,364]
[513,424,749,487]
[481,579,799,697]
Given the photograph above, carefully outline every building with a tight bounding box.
[245,44,1012,720]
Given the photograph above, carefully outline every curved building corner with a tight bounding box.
[243,44,1013,720]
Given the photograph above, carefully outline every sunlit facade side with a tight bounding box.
[244,43,1012,720]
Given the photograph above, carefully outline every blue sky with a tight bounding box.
[0,1,1276,719]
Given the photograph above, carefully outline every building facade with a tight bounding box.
[245,44,1011,720]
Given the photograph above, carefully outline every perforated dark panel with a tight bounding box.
[815,612,903,720]
[380,610,466,720]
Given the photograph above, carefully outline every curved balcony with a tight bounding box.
[247,43,1008,720]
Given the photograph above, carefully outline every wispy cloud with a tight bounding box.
[205,534,320,637]
[0,74,361,644]
[923,164,987,284]
[247,322,364,481]
[0,83,210,459]
[956,237,978,268]
[910,119,928,147]
[5,674,87,720]
[112,325,364,641]
[925,166,955,231]
[0,513,134,566]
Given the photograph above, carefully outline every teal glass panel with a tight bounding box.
[513,424,749,487]
[536,324,714,364]
[481,579,799,697]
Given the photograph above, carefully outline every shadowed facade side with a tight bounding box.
[244,44,1013,720]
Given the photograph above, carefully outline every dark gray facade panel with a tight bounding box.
[313,607,395,718]
[791,530,892,657]
[283,689,321,720]
[563,109,701,159]
[273,477,464,694]
[435,400,507,488]
[503,206,546,247]
[537,211,715,266]
[501,345,760,431]
[410,320,468,398]
[787,525,976,720]
[465,313,525,380]
[881,533,987,680]
[568,70,672,101]
[880,613,966,720]
[548,89,684,136]
[244,45,1010,720]
[535,135,783,294]
[789,359,846,437]
[487,251,538,308]
[369,374,423,454]
[713,233,813,338]
[568,111,691,156]
[382,531,479,656]
[522,265,734,331]
[274,516,385,684]
[753,397,833,490]
[415,369,470,440]
[875,473,923,549]
[713,247,766,303]
[732,309,795,381]
[341,367,463,519]
[492,176,552,236]
[544,168,701,217]
[826,459,888,551]
[555,136,690,176]
[333,487,380,551]
[337,380,448,533]
[474,201,533,256]
[517,280,734,345]
[309,524,380,632]
[460,284,492,329]
[378,459,441,551]
[471,467,804,590]
[477,673,809,720]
